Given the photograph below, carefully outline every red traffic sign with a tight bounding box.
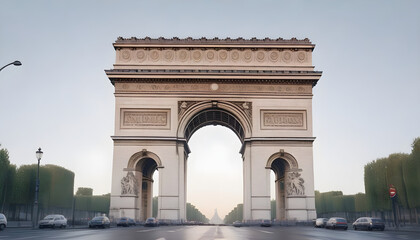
[389,186,397,198]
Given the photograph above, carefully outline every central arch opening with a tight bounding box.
[184,108,245,223]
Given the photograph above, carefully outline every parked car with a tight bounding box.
[314,218,328,228]
[325,217,348,230]
[128,218,136,226]
[353,217,385,231]
[39,214,67,229]
[260,219,272,227]
[0,213,7,230]
[88,216,111,228]
[233,221,242,227]
[144,217,158,227]
[116,217,130,227]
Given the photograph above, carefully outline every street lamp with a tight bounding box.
[33,147,43,229]
[0,61,22,71]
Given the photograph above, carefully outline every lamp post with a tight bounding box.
[33,147,43,229]
[0,61,22,72]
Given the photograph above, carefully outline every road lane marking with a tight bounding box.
[258,230,273,234]
[14,237,39,240]
[137,229,156,233]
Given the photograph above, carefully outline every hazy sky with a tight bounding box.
[1,0,419,219]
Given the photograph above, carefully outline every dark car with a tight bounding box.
[144,217,158,227]
[233,221,242,227]
[260,219,272,227]
[325,217,348,230]
[314,218,328,228]
[88,216,110,228]
[128,218,136,226]
[116,217,130,227]
[353,217,385,231]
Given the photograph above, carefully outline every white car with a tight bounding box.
[39,214,67,229]
[0,213,7,230]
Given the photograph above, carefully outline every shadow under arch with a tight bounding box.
[265,151,299,171]
[177,101,252,143]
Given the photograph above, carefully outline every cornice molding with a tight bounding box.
[115,36,314,47]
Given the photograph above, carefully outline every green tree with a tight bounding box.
[0,146,16,211]
[76,187,93,196]
[186,203,209,223]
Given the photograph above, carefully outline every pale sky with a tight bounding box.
[1,0,419,219]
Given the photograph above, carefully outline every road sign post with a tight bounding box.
[389,185,398,229]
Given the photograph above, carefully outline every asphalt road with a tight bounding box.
[0,225,419,240]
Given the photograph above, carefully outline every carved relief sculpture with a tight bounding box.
[286,172,305,196]
[121,171,138,195]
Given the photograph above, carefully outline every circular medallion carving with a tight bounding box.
[210,83,219,91]
[282,51,292,63]
[256,51,265,62]
[243,50,252,62]
[269,51,279,62]
[231,50,240,61]
[136,50,146,62]
[192,50,201,61]
[164,50,174,61]
[297,51,306,62]
[150,50,160,61]
[178,50,188,62]
[206,51,215,61]
[121,50,131,61]
[219,50,228,61]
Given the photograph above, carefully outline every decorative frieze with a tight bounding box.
[121,109,170,129]
[115,83,312,96]
[261,110,307,130]
[116,48,310,66]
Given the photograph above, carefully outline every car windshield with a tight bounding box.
[44,216,54,220]
[336,218,346,222]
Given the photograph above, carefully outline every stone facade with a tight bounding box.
[106,37,322,222]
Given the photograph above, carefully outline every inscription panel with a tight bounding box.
[261,110,307,130]
[121,109,170,129]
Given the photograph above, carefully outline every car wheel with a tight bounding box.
[52,224,55,229]
[332,225,335,230]
[368,226,372,231]
[344,227,348,231]
[353,226,357,230]
[0,224,5,230]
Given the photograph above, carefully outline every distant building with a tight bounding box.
[210,209,223,224]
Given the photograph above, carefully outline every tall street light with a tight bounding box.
[0,61,22,71]
[33,147,43,229]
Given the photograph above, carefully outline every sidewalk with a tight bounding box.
[7,221,88,229]
[386,225,420,233]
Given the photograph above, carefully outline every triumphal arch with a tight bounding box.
[106,37,322,223]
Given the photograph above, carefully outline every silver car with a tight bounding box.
[0,213,7,230]
[39,214,67,229]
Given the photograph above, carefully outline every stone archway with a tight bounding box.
[106,37,322,223]
[267,151,306,221]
